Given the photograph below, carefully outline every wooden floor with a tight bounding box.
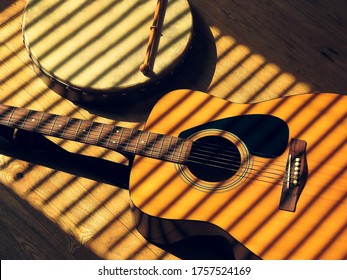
[0,0,346,260]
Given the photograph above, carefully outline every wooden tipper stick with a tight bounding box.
[139,0,168,74]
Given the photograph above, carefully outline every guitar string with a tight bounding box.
[0,111,289,166]
[0,115,289,181]
[0,136,287,187]
[0,138,287,188]
[185,152,286,184]
[189,145,283,175]
[185,156,279,179]
[0,105,284,163]
[192,136,288,185]
[0,114,288,172]
[189,136,289,162]
[6,109,346,188]
[178,155,285,186]
[0,115,287,167]
[190,142,288,169]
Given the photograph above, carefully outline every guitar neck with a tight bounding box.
[0,104,191,163]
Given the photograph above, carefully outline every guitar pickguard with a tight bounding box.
[178,114,289,158]
[174,114,289,192]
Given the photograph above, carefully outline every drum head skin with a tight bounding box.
[23,0,193,103]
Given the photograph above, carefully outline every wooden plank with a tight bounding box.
[0,138,176,259]
[0,0,26,25]
[0,181,75,259]
[188,0,347,102]
[0,0,346,260]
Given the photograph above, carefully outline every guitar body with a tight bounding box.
[129,89,347,260]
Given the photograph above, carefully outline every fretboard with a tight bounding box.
[0,104,192,164]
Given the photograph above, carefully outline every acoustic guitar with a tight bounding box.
[0,89,346,259]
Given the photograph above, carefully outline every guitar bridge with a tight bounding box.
[279,138,308,212]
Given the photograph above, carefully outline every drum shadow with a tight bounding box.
[166,6,218,94]
[78,6,217,123]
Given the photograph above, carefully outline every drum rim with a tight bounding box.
[27,41,192,97]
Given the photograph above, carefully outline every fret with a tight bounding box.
[49,115,58,134]
[61,116,71,138]
[124,128,138,152]
[84,122,93,143]
[6,107,15,126]
[79,121,88,137]
[21,110,30,129]
[74,120,88,142]
[105,125,116,148]
[164,136,172,159]
[169,136,176,161]
[74,119,83,140]
[133,130,141,154]
[124,129,133,151]
[34,111,45,132]
[144,132,151,152]
[96,123,105,144]
[138,131,145,153]
[127,130,144,154]
[54,116,67,136]
[177,138,185,163]
[104,124,117,146]
[114,127,124,148]
[140,132,151,155]
[34,112,49,134]
[23,110,44,131]
[88,122,104,145]
[157,135,165,158]
[139,131,147,153]
[165,136,172,157]
[150,133,157,157]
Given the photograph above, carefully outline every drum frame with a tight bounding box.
[22,0,194,104]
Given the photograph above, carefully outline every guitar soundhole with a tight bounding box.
[187,136,241,182]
